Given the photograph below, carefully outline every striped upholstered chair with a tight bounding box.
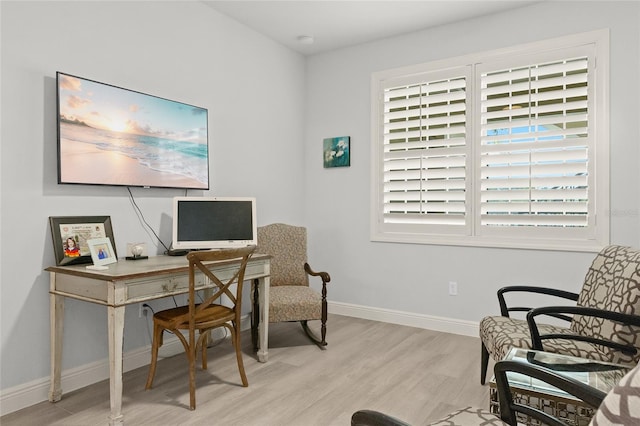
[479,245,640,385]
[251,223,331,348]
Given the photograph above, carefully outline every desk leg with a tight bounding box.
[49,291,64,402]
[257,276,270,362]
[107,305,125,426]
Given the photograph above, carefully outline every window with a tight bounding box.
[371,30,609,251]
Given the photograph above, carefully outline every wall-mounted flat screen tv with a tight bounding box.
[56,72,209,189]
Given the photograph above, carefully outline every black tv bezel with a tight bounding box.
[56,71,210,190]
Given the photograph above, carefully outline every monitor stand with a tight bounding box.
[167,244,189,256]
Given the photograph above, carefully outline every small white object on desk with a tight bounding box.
[86,265,109,271]
[126,242,149,260]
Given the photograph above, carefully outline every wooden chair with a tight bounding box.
[145,245,256,410]
[352,358,640,426]
[251,223,331,348]
[479,245,640,385]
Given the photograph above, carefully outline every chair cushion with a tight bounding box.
[480,315,618,363]
[154,304,234,329]
[269,285,322,323]
[427,407,507,425]
[572,245,640,365]
[589,363,640,425]
[257,224,309,287]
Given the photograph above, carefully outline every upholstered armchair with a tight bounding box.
[252,223,331,348]
[479,245,640,385]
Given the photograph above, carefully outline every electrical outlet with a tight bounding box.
[448,281,458,296]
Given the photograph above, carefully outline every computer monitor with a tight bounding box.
[171,196,257,250]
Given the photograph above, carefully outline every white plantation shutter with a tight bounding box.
[380,68,471,234]
[477,47,594,237]
[371,31,608,250]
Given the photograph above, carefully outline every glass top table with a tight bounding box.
[501,347,630,399]
[489,347,631,425]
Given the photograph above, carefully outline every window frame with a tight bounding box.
[370,30,609,252]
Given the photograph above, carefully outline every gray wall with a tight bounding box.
[1,1,306,390]
[2,0,639,401]
[303,2,640,322]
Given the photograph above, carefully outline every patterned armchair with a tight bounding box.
[351,361,640,426]
[479,245,640,385]
[251,223,331,348]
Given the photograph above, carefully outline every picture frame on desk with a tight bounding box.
[49,216,117,266]
[87,237,117,267]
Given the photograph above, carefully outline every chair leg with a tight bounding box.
[145,323,163,390]
[231,323,248,387]
[201,331,208,370]
[188,345,196,410]
[481,341,490,385]
[301,320,327,348]
[321,313,327,345]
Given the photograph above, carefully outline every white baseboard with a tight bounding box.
[1,307,477,416]
[328,301,479,337]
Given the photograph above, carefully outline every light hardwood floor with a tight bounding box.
[1,314,490,426]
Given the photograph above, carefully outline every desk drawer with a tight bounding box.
[198,262,265,281]
[126,272,207,302]
[124,261,264,303]
[56,274,109,302]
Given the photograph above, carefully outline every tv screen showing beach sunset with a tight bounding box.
[56,72,209,189]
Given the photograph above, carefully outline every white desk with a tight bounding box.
[46,254,271,425]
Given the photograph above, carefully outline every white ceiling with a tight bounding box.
[203,0,542,55]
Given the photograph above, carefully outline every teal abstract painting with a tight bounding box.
[323,136,350,168]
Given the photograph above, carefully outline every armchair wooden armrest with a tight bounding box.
[304,262,331,284]
[302,262,331,347]
[497,286,579,320]
[527,306,640,356]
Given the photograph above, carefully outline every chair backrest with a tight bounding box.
[572,245,640,364]
[182,246,256,328]
[257,223,308,287]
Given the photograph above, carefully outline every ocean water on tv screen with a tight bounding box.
[59,121,208,188]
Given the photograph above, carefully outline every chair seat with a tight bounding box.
[427,407,507,425]
[480,315,632,365]
[154,304,235,330]
[269,285,322,323]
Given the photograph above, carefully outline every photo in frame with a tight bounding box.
[49,216,116,266]
[323,136,350,168]
[87,237,117,267]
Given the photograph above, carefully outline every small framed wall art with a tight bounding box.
[323,136,350,168]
